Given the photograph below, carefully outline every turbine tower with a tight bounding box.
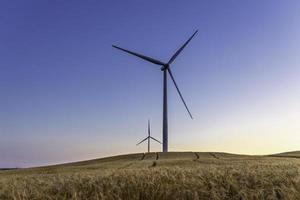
[113,30,197,152]
[136,120,162,153]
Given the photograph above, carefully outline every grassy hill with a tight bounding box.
[1,151,300,199]
[270,151,300,158]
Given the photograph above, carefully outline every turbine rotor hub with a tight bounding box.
[161,64,169,71]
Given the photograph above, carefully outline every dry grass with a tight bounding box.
[1,152,300,200]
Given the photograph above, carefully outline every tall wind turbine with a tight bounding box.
[113,30,197,152]
[136,120,162,153]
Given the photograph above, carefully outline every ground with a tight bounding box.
[1,151,300,199]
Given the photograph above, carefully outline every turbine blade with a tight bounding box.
[148,119,150,136]
[112,45,165,66]
[168,68,193,119]
[136,137,149,145]
[150,136,162,144]
[167,30,198,65]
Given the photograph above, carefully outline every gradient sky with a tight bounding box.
[1,0,300,167]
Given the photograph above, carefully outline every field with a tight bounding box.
[1,151,300,200]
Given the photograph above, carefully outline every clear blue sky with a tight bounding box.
[1,0,300,167]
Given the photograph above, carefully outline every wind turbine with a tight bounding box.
[113,30,197,152]
[136,120,162,153]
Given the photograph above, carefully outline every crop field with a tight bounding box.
[1,151,300,200]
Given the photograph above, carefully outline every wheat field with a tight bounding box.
[1,152,300,200]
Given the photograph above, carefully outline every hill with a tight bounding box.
[270,151,300,158]
[1,151,300,199]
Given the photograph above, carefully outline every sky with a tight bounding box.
[1,0,300,167]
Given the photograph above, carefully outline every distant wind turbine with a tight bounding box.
[113,30,197,152]
[136,120,162,153]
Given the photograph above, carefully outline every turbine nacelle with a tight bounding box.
[161,64,169,71]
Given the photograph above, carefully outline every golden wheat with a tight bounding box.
[1,152,300,200]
